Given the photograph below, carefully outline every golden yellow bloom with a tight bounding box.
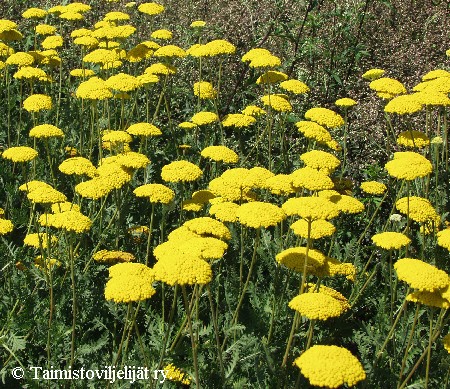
[0,219,14,235]
[133,184,175,204]
[296,121,332,143]
[41,35,63,50]
[221,113,256,127]
[93,250,135,263]
[29,124,64,139]
[151,29,172,40]
[104,11,130,22]
[39,210,92,233]
[304,107,344,128]
[335,97,357,107]
[384,94,423,115]
[201,145,238,163]
[290,167,334,191]
[406,290,450,309]
[289,292,346,320]
[22,8,47,19]
[190,20,206,28]
[300,150,340,174]
[395,196,439,224]
[294,345,366,388]
[59,157,97,178]
[394,258,449,292]
[145,62,176,75]
[23,94,52,112]
[360,181,387,195]
[241,105,266,117]
[27,187,67,204]
[369,77,406,95]
[161,160,202,182]
[35,24,56,36]
[24,233,57,249]
[75,77,113,100]
[372,232,411,250]
[437,229,450,251]
[256,70,288,84]
[105,273,156,303]
[290,219,336,239]
[105,72,141,92]
[276,247,327,272]
[138,2,165,15]
[282,197,340,220]
[209,201,240,223]
[248,54,281,68]
[280,79,310,94]
[193,81,217,99]
[236,202,285,229]
[153,45,186,58]
[385,151,432,180]
[163,364,191,385]
[183,217,231,240]
[2,146,38,163]
[396,130,429,148]
[362,68,385,80]
[260,94,292,112]
[190,111,219,125]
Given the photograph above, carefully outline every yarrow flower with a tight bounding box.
[296,121,332,143]
[163,364,191,385]
[221,113,256,128]
[39,210,92,233]
[29,124,64,139]
[151,29,172,40]
[369,77,406,96]
[396,130,429,148]
[395,258,449,292]
[190,111,218,125]
[209,201,240,223]
[283,196,339,220]
[0,219,14,235]
[236,202,285,229]
[395,196,439,224]
[290,167,334,191]
[304,107,344,128]
[372,231,411,250]
[23,94,52,112]
[335,97,357,107]
[126,122,162,137]
[362,68,385,80]
[385,151,432,180]
[290,219,336,239]
[360,181,387,195]
[300,150,340,174]
[133,184,175,204]
[183,217,231,240]
[288,292,346,320]
[193,81,217,99]
[2,146,38,163]
[260,94,292,112]
[384,94,423,115]
[279,79,310,94]
[138,2,165,15]
[294,345,366,388]
[93,250,135,263]
[201,145,239,164]
[161,160,202,183]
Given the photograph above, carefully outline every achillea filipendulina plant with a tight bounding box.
[294,345,366,388]
[304,107,344,128]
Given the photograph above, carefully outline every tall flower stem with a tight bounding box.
[207,285,225,380]
[397,303,420,386]
[67,232,77,369]
[182,285,199,389]
[145,203,155,266]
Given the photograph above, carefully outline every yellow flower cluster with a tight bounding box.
[369,77,406,96]
[395,196,439,223]
[133,184,175,204]
[371,231,411,250]
[221,113,256,128]
[161,160,203,183]
[385,151,432,180]
[304,107,344,128]
[93,250,135,263]
[260,94,292,112]
[59,157,97,178]
[290,219,336,239]
[276,247,327,272]
[23,94,52,112]
[0,219,14,235]
[105,72,141,92]
[2,146,38,163]
[265,174,296,195]
[163,364,191,385]
[190,111,218,125]
[396,130,429,148]
[335,97,357,107]
[289,292,346,320]
[282,197,340,220]
[29,124,64,139]
[437,229,450,251]
[384,94,423,115]
[76,77,113,100]
[294,345,366,388]
[279,79,310,94]
[236,201,285,229]
[360,181,387,195]
[209,201,240,223]
[362,68,385,80]
[394,258,449,292]
[290,167,334,191]
[296,121,332,143]
[24,233,57,249]
[201,145,239,163]
[300,150,340,174]
[105,263,156,303]
[193,81,217,99]
[406,290,450,309]
[39,210,92,233]
[183,217,231,240]
[256,71,287,84]
[27,186,67,204]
